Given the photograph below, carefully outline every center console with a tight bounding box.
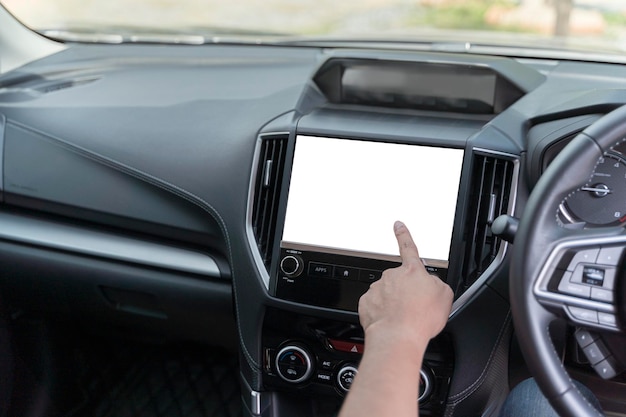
[257,134,466,414]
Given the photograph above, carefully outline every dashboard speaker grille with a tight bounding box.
[252,135,288,271]
[460,152,514,292]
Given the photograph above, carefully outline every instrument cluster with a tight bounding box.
[560,140,626,228]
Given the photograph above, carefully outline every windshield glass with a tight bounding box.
[3,0,626,56]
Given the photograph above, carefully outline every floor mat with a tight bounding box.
[68,340,242,417]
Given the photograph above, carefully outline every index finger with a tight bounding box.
[393,221,422,265]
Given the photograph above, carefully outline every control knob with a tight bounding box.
[280,255,303,277]
[337,364,358,392]
[275,345,313,383]
[418,368,433,402]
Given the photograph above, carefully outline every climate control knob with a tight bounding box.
[280,255,303,277]
[337,364,358,392]
[275,345,313,383]
[418,368,433,402]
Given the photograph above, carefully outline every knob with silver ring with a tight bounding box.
[275,345,313,383]
[280,255,303,277]
[418,368,433,402]
[337,364,358,392]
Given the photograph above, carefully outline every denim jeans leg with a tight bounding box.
[499,378,602,417]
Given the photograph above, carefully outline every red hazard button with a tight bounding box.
[328,338,364,354]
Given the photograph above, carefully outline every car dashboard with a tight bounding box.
[0,41,625,416]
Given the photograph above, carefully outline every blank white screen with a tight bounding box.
[282,136,464,261]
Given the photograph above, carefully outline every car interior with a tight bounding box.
[0,2,625,417]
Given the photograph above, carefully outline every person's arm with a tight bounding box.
[338,221,453,417]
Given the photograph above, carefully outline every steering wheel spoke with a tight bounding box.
[534,229,625,332]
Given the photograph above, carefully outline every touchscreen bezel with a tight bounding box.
[281,135,465,269]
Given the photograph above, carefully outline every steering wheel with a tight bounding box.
[510,105,626,417]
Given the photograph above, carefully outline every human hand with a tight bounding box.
[358,221,454,348]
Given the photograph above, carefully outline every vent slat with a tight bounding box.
[460,153,514,292]
[252,135,288,271]
[258,141,274,250]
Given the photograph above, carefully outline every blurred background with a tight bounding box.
[3,0,626,51]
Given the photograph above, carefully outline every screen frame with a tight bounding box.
[279,135,465,268]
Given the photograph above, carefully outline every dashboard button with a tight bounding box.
[334,266,359,280]
[425,265,437,274]
[314,370,334,384]
[596,246,624,266]
[328,338,364,354]
[567,306,599,324]
[359,269,382,282]
[309,262,333,277]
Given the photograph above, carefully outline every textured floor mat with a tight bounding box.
[68,341,242,417]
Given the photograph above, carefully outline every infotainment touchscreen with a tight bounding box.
[282,135,465,268]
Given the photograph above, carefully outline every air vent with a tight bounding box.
[459,152,516,292]
[252,135,288,272]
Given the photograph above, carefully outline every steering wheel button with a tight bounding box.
[558,280,590,298]
[590,287,613,303]
[601,267,616,290]
[582,341,610,365]
[559,270,573,283]
[574,329,596,348]
[568,306,598,323]
[581,266,605,286]
[593,357,619,380]
[596,246,624,266]
[598,312,617,327]
[569,265,584,284]
[567,249,599,271]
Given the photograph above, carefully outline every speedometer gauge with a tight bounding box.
[561,141,626,227]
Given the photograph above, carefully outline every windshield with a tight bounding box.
[3,0,626,57]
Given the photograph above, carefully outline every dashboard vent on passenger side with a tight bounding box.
[459,151,516,293]
[251,135,288,272]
